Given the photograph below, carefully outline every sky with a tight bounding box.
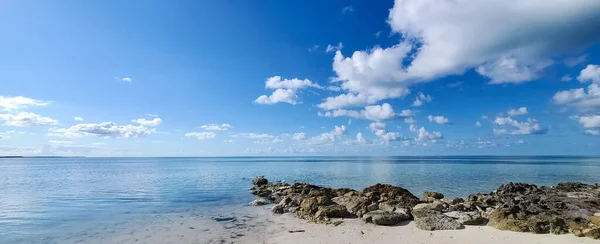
[1,0,600,156]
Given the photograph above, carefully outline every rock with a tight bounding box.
[249,198,268,206]
[443,211,485,225]
[487,207,569,234]
[412,208,464,231]
[583,227,600,239]
[422,191,444,202]
[272,204,284,214]
[315,204,351,219]
[413,202,445,212]
[363,184,420,209]
[252,177,269,186]
[367,203,379,212]
[589,216,600,226]
[362,210,410,226]
[595,213,600,217]
[451,198,465,205]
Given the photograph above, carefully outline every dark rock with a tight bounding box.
[249,198,268,206]
[362,210,410,226]
[583,227,600,239]
[315,204,351,219]
[422,192,444,202]
[252,177,269,186]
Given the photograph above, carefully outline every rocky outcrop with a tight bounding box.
[248,177,600,239]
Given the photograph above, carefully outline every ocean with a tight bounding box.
[1,156,600,243]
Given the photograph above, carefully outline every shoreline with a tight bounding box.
[47,205,600,244]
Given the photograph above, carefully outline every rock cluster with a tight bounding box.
[249,178,600,239]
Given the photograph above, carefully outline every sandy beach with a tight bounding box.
[55,206,598,244]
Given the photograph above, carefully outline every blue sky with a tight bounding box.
[1,0,600,156]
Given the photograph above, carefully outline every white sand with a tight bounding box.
[55,206,597,244]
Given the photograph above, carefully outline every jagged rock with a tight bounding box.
[589,216,600,226]
[362,210,410,226]
[487,207,569,234]
[583,227,600,239]
[412,208,464,230]
[444,211,485,225]
[249,198,268,206]
[363,184,420,209]
[413,202,445,212]
[315,204,351,219]
[271,204,284,214]
[422,191,444,202]
[252,177,269,186]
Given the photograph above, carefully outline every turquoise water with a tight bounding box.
[1,156,600,242]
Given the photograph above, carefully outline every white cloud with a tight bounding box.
[233,133,275,140]
[264,76,322,90]
[507,107,528,116]
[326,42,343,53]
[476,121,482,127]
[0,96,49,111]
[427,115,449,124]
[368,122,402,142]
[201,123,232,131]
[74,117,84,121]
[561,75,573,82]
[356,132,366,144]
[122,77,133,82]
[553,84,600,110]
[404,117,416,124]
[341,5,354,14]
[494,117,546,135]
[185,132,216,140]
[412,92,432,107]
[586,129,600,136]
[324,0,600,108]
[308,45,319,52]
[306,125,347,144]
[577,115,600,128]
[578,65,600,83]
[254,89,298,105]
[48,140,75,145]
[414,126,442,142]
[0,112,58,127]
[145,113,158,117]
[223,140,234,143]
[131,118,162,127]
[49,122,155,138]
[292,132,306,141]
[348,119,352,125]
[318,109,361,118]
[362,103,396,121]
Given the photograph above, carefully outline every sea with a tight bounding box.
[1,156,600,243]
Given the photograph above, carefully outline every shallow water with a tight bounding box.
[1,156,599,243]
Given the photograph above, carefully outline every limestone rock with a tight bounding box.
[249,198,268,206]
[362,210,410,226]
[443,211,485,225]
[412,208,464,231]
[252,177,269,186]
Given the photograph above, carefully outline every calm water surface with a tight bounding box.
[1,156,599,243]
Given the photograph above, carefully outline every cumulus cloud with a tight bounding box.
[255,89,298,105]
[74,117,84,121]
[356,132,366,144]
[323,0,600,108]
[576,115,600,129]
[414,126,442,142]
[427,115,449,124]
[494,117,547,135]
[561,75,573,82]
[368,122,401,142]
[326,42,343,53]
[121,77,133,82]
[223,140,234,143]
[306,125,347,144]
[0,112,58,126]
[48,140,75,145]
[255,76,324,105]
[0,96,49,111]
[318,109,361,118]
[507,107,528,116]
[554,65,600,110]
[201,123,232,131]
[292,133,306,141]
[578,65,600,83]
[131,118,162,127]
[476,121,482,127]
[412,92,432,107]
[404,117,416,124]
[233,133,275,140]
[564,54,588,67]
[145,113,158,117]
[362,103,397,121]
[185,132,216,140]
[49,122,155,138]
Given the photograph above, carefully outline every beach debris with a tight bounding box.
[248,178,600,239]
[213,217,237,222]
[288,230,305,233]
